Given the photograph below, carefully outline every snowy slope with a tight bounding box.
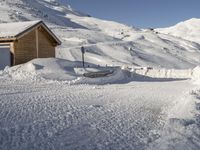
[156,18,200,44]
[2,1,200,149]
[1,0,200,69]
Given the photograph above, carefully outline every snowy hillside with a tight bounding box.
[157,18,200,44]
[2,1,200,149]
[1,0,200,69]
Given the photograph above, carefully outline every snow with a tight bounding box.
[0,60,197,149]
[1,0,200,149]
[2,58,199,84]
[149,88,200,150]
[0,58,127,85]
[56,14,200,69]
[132,67,193,79]
[0,58,200,149]
[156,18,200,44]
[0,20,41,38]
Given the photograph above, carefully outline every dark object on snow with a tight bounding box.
[83,70,114,78]
[81,46,85,67]
[149,28,154,31]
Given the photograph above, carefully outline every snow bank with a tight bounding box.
[191,66,200,84]
[2,58,200,85]
[0,65,39,81]
[0,58,83,81]
[130,67,193,79]
[150,86,200,150]
[0,58,130,84]
[131,66,200,82]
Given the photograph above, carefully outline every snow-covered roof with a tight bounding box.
[0,20,61,45]
[0,20,41,38]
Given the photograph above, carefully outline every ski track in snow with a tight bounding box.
[0,79,193,150]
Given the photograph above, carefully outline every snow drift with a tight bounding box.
[0,58,131,84]
[2,58,200,85]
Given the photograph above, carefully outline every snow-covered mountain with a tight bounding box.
[1,0,200,69]
[156,18,200,44]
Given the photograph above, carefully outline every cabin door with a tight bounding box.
[0,46,11,70]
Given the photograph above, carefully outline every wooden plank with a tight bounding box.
[10,43,15,66]
[38,27,55,58]
[0,42,12,45]
[36,28,39,58]
[0,38,16,42]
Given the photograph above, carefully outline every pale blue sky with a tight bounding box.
[67,0,200,28]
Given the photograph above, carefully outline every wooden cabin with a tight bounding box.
[0,20,61,69]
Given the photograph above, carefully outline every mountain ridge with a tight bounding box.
[156,18,200,43]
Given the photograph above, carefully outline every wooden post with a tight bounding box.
[36,28,39,58]
[82,52,85,67]
[81,46,85,67]
[10,43,15,66]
